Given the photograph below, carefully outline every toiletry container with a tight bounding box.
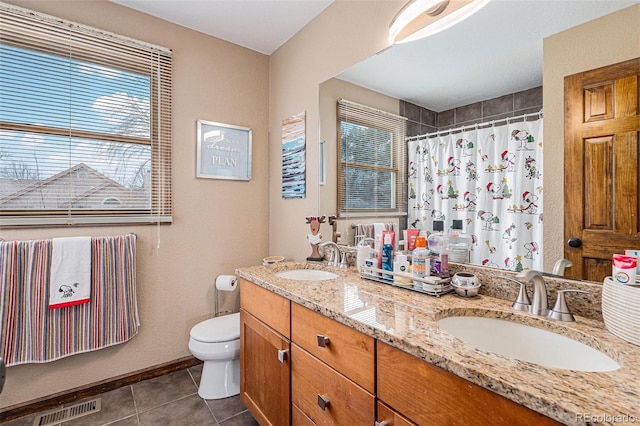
[449,219,471,263]
[427,221,449,276]
[412,236,430,288]
[356,238,374,273]
[363,251,377,278]
[381,233,394,279]
[393,252,411,286]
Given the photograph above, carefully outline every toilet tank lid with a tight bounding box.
[190,312,240,343]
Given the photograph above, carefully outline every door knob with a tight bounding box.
[277,349,288,363]
[567,237,582,248]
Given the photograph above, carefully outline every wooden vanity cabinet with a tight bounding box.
[240,278,562,425]
[240,279,291,426]
[291,304,375,425]
[377,342,561,426]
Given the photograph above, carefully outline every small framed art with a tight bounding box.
[196,120,252,181]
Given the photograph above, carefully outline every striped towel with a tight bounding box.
[0,234,139,366]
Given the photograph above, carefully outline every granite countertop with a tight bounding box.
[236,261,640,426]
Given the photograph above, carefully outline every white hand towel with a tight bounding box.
[49,237,91,310]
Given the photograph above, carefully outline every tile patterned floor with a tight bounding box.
[3,364,258,426]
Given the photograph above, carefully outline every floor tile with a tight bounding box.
[219,411,259,426]
[3,366,257,426]
[0,413,39,426]
[188,363,203,388]
[62,386,136,426]
[137,394,216,426]
[205,395,246,423]
[132,370,198,413]
[103,415,139,426]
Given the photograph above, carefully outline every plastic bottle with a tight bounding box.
[449,219,471,263]
[356,238,375,273]
[363,251,377,278]
[427,221,449,277]
[393,252,411,286]
[412,236,430,288]
[381,233,394,280]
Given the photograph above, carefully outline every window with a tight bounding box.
[337,99,407,216]
[0,4,172,226]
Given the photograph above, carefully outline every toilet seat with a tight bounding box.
[190,312,240,343]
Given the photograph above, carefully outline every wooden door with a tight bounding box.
[240,309,291,426]
[564,58,640,281]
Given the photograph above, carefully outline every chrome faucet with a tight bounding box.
[552,259,573,276]
[515,270,548,316]
[319,241,341,267]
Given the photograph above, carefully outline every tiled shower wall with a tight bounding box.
[400,86,542,137]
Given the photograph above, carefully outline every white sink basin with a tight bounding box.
[437,316,619,372]
[275,269,339,281]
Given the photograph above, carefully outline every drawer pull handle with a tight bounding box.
[317,394,330,411]
[277,349,288,363]
[375,422,390,426]
[316,334,330,348]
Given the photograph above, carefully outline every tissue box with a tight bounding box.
[602,277,640,346]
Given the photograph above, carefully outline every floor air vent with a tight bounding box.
[33,398,101,426]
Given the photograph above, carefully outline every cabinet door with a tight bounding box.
[240,309,290,426]
[377,342,560,426]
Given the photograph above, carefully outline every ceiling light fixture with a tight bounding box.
[389,0,491,44]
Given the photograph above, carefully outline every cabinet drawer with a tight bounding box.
[292,344,375,425]
[240,279,290,338]
[292,403,316,426]
[291,303,375,392]
[377,401,416,426]
[377,342,561,426]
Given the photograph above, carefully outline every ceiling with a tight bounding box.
[109,0,334,55]
[110,0,638,111]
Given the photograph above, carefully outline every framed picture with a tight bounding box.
[196,120,252,181]
[282,111,306,198]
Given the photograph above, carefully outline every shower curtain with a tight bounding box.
[407,117,543,271]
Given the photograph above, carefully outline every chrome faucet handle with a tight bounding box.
[500,276,531,312]
[548,289,590,322]
[338,250,350,269]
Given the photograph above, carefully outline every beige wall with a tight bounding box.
[542,4,640,271]
[1,0,269,409]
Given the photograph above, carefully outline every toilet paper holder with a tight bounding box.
[214,274,238,317]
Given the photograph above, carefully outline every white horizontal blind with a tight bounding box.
[0,3,172,226]
[337,99,407,216]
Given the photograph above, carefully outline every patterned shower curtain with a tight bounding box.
[407,117,543,272]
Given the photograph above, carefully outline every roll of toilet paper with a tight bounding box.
[216,274,237,291]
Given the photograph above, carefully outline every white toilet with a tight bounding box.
[188,312,240,399]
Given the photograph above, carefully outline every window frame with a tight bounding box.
[0,3,172,227]
[337,99,407,217]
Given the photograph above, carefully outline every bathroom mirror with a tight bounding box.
[318,0,637,277]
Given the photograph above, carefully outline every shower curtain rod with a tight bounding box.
[406,109,543,142]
